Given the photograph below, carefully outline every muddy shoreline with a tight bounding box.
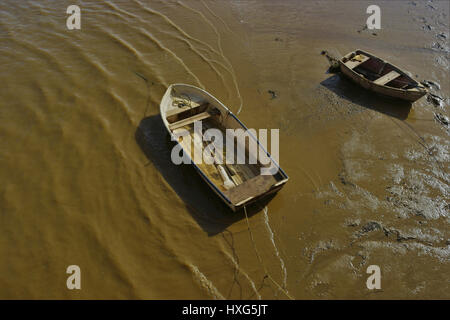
[0,0,448,299]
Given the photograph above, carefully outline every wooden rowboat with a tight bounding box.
[160,84,288,211]
[339,49,427,102]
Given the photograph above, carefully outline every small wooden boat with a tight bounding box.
[339,49,427,102]
[160,84,288,211]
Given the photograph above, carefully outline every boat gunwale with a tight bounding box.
[228,112,289,181]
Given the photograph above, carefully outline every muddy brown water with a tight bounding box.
[0,0,449,299]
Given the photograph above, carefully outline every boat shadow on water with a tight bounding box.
[320,73,413,120]
[135,113,274,236]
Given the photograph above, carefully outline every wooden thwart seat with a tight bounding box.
[165,105,191,118]
[373,70,401,85]
[168,111,211,130]
[166,102,209,124]
[345,55,370,69]
[222,174,277,205]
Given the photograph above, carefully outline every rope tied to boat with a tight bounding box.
[172,93,192,109]
[243,206,294,300]
[321,50,340,71]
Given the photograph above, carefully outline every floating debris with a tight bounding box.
[268,90,277,99]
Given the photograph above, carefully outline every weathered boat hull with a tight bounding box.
[160,84,288,211]
[339,50,427,102]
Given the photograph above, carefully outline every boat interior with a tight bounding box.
[342,50,420,90]
[162,89,287,207]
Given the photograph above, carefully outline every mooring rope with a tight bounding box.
[243,206,294,300]
[320,50,340,71]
